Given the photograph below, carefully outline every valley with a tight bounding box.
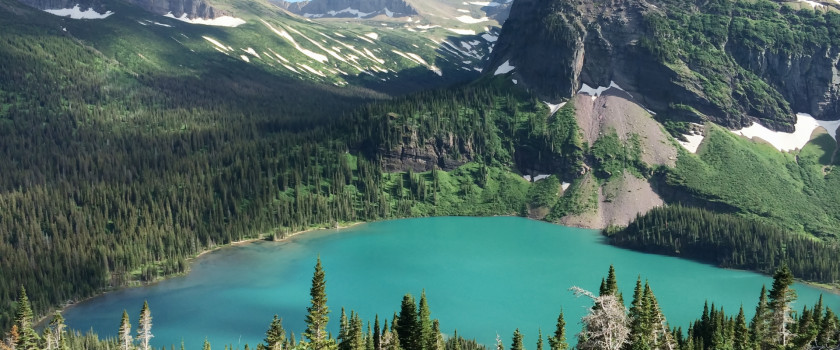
[2,0,840,348]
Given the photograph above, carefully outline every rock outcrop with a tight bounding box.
[487,0,840,130]
[19,0,228,19]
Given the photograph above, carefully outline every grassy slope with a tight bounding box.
[668,124,840,238]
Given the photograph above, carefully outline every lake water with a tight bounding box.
[63,217,840,349]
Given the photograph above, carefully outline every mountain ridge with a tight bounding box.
[488,0,840,131]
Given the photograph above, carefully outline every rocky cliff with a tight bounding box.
[19,0,227,19]
[488,0,840,130]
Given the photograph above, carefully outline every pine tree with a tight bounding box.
[263,315,287,350]
[749,285,769,349]
[548,310,568,350]
[419,291,433,350]
[511,329,524,350]
[536,329,543,350]
[339,308,350,350]
[119,310,133,350]
[351,312,365,350]
[768,265,796,347]
[374,315,382,350]
[397,294,420,350]
[305,257,331,350]
[44,312,68,350]
[452,330,461,350]
[626,277,649,350]
[204,338,211,350]
[366,322,374,350]
[431,320,444,350]
[14,286,39,350]
[137,301,153,350]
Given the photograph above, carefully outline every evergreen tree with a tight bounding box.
[263,315,287,350]
[47,312,68,350]
[203,338,211,350]
[419,291,433,350]
[119,310,133,350]
[510,329,524,350]
[305,257,331,350]
[14,286,39,350]
[339,308,349,350]
[431,320,444,350]
[452,330,461,350]
[749,285,769,350]
[536,329,543,350]
[397,294,420,350]
[767,265,796,347]
[548,310,568,350]
[366,322,374,350]
[137,301,153,350]
[374,315,381,350]
[626,277,649,350]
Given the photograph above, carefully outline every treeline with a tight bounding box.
[5,262,839,350]
[606,205,840,283]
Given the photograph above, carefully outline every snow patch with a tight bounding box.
[544,101,567,116]
[561,182,571,191]
[164,12,245,27]
[364,32,379,40]
[677,126,705,154]
[481,33,498,42]
[512,79,517,84]
[384,7,394,17]
[494,60,514,75]
[305,7,372,18]
[44,5,112,19]
[446,28,476,35]
[240,55,250,62]
[455,15,490,24]
[797,0,824,7]
[242,47,260,58]
[731,113,840,152]
[260,20,329,63]
[457,9,470,13]
[203,36,230,52]
[469,1,501,6]
[523,175,551,182]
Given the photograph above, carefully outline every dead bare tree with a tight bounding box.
[570,286,630,350]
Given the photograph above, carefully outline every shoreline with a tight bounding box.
[36,221,364,327]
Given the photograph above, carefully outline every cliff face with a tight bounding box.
[488,0,840,130]
[132,0,225,18]
[19,0,226,19]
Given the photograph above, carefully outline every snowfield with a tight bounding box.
[494,60,514,75]
[164,13,245,27]
[455,15,490,24]
[731,113,840,152]
[44,5,113,19]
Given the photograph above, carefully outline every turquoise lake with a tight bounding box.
[63,217,840,349]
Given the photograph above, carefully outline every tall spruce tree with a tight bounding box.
[536,329,543,350]
[749,285,769,349]
[626,277,649,350]
[374,315,381,350]
[548,310,568,350]
[305,257,331,350]
[768,265,796,347]
[14,286,39,350]
[419,291,433,350]
[396,294,420,350]
[137,301,153,350]
[511,329,524,350]
[119,310,133,350]
[263,315,287,350]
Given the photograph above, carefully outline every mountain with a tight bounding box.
[488,0,840,130]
